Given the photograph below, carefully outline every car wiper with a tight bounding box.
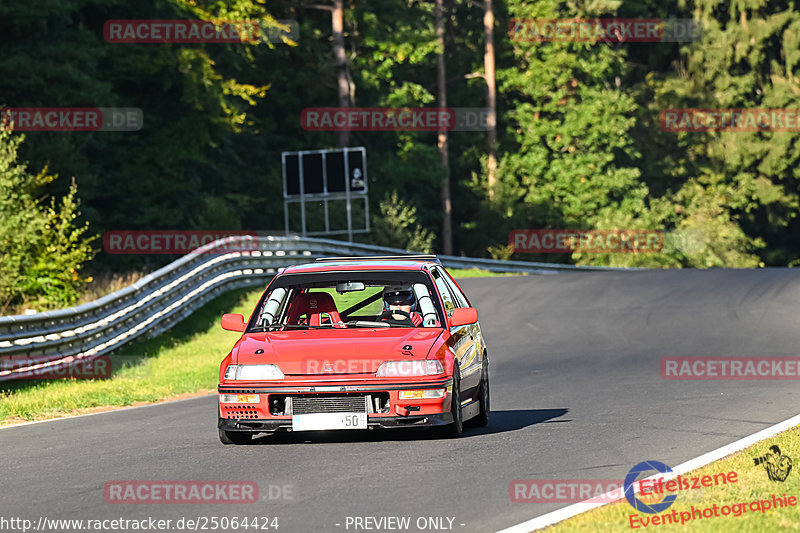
[374,318,417,328]
[345,320,391,328]
[258,324,336,331]
[245,324,283,332]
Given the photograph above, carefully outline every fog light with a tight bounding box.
[220,394,259,403]
[398,389,445,399]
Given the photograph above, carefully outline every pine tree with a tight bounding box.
[646,0,800,266]
[493,0,669,266]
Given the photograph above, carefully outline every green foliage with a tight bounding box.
[487,244,514,261]
[2,0,800,282]
[371,190,435,253]
[489,0,664,267]
[0,129,96,311]
[640,0,800,266]
[476,0,799,268]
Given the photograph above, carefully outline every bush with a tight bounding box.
[371,190,435,253]
[0,128,96,313]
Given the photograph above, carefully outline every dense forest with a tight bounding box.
[2,0,800,310]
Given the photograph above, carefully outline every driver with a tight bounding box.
[381,288,422,326]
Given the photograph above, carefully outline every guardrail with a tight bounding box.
[0,235,624,381]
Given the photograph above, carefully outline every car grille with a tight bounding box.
[290,394,368,415]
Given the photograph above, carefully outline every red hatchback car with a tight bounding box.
[217,255,489,444]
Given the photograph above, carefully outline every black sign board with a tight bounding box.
[283,147,367,197]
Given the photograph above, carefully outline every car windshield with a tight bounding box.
[246,270,444,331]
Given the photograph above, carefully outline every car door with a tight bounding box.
[431,267,481,401]
[442,268,484,400]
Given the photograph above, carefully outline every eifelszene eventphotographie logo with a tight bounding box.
[753,445,793,482]
[624,461,678,514]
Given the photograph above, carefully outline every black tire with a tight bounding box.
[219,428,252,445]
[469,358,490,427]
[444,364,464,437]
[218,407,252,445]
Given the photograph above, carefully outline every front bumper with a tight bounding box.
[218,412,453,433]
[218,377,454,432]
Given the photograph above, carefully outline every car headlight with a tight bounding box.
[376,360,444,377]
[224,364,284,380]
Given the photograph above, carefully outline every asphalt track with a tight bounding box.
[3,269,800,533]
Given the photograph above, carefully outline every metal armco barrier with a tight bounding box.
[0,235,625,381]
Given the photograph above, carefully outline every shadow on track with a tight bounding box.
[468,408,570,436]
[246,408,569,445]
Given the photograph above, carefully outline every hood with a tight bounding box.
[233,328,443,375]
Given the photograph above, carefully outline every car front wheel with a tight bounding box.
[219,428,252,445]
[470,358,490,427]
[444,364,464,437]
[219,407,252,445]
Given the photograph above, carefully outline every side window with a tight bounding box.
[257,287,289,328]
[441,271,469,308]
[432,268,456,316]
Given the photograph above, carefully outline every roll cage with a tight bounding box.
[245,269,448,332]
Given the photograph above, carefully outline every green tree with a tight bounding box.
[371,190,434,253]
[0,129,96,311]
[0,0,279,271]
[488,0,667,266]
[643,0,800,266]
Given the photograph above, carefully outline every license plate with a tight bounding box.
[292,412,367,431]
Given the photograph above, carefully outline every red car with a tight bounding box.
[217,255,489,444]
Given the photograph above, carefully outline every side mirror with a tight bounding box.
[449,307,478,327]
[221,313,246,332]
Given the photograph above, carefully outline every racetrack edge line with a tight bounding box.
[494,411,800,533]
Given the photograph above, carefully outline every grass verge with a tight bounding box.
[0,287,263,426]
[546,425,800,532]
[448,268,525,278]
